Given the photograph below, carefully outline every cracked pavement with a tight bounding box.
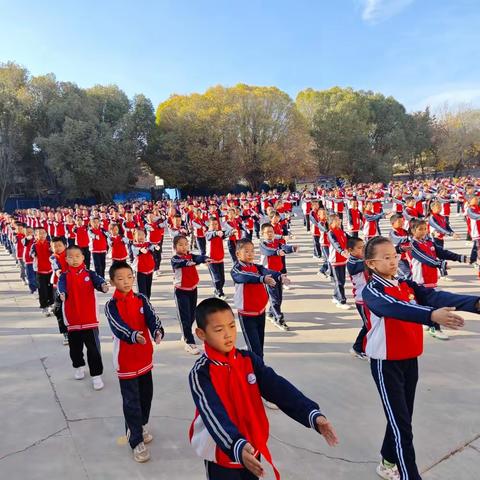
[1,212,479,479]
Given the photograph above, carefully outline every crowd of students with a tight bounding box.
[1,178,479,480]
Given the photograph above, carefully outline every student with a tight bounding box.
[188,297,338,480]
[58,246,109,390]
[14,222,27,285]
[73,216,91,269]
[171,235,210,355]
[145,212,166,276]
[224,208,241,263]
[388,214,411,280]
[363,201,385,241]
[132,229,156,299]
[363,236,478,480]
[327,214,350,309]
[89,217,108,278]
[104,261,164,463]
[31,227,54,316]
[231,239,283,358]
[346,237,369,359]
[409,219,468,340]
[347,199,363,238]
[259,222,298,331]
[107,223,130,263]
[22,226,37,294]
[192,208,208,255]
[50,236,69,345]
[205,216,228,300]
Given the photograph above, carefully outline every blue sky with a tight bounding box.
[1,0,479,112]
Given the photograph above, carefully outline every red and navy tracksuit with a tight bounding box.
[105,289,164,449]
[171,253,208,345]
[309,209,322,259]
[145,218,166,272]
[231,261,281,357]
[346,255,369,354]
[50,250,68,334]
[189,344,325,480]
[31,239,54,309]
[206,229,226,297]
[88,227,108,278]
[327,227,348,304]
[192,217,208,255]
[132,242,156,299]
[22,236,37,293]
[389,228,412,280]
[259,240,294,322]
[363,273,479,480]
[58,265,107,377]
[73,224,91,269]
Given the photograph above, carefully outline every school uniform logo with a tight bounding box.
[84,277,90,282]
[247,373,257,385]
[140,307,144,314]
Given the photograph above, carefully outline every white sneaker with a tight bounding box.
[376,462,400,480]
[62,333,69,346]
[42,308,51,317]
[336,303,350,310]
[142,425,153,444]
[155,270,161,277]
[331,298,339,305]
[92,375,104,390]
[432,328,449,340]
[440,275,453,282]
[74,367,85,380]
[184,344,200,355]
[133,442,150,463]
[283,284,291,291]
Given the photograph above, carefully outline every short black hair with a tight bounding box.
[347,236,364,250]
[390,213,403,224]
[236,238,253,252]
[173,234,188,248]
[195,297,234,330]
[109,261,133,279]
[51,236,66,245]
[260,222,273,232]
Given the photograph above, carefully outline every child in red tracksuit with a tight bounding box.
[259,222,298,331]
[107,223,129,263]
[50,236,69,345]
[132,229,157,299]
[73,216,91,269]
[89,217,108,278]
[327,215,350,310]
[171,235,209,355]
[31,227,54,316]
[347,199,363,238]
[409,219,467,341]
[105,261,164,463]
[231,239,283,358]
[189,298,338,480]
[206,216,229,300]
[58,245,109,390]
[362,201,385,241]
[22,226,37,294]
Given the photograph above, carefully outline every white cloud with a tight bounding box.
[414,88,480,113]
[362,0,414,24]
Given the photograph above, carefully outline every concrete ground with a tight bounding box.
[0,210,479,479]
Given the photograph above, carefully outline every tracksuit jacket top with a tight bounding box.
[410,237,464,288]
[231,261,281,316]
[259,239,294,272]
[327,227,348,266]
[88,227,108,253]
[362,273,479,360]
[132,242,155,274]
[346,255,368,304]
[108,234,129,261]
[189,344,323,476]
[205,230,225,263]
[171,253,208,290]
[31,240,52,274]
[428,213,454,240]
[104,289,164,379]
[58,265,106,332]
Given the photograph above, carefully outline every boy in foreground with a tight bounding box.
[188,297,338,479]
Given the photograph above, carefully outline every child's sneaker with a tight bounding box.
[184,344,200,355]
[266,313,275,323]
[155,270,161,277]
[440,275,453,282]
[376,461,400,480]
[74,367,85,380]
[274,319,290,331]
[336,302,350,310]
[331,298,339,305]
[42,308,51,317]
[429,327,449,340]
[349,347,368,360]
[283,284,291,291]
[63,333,69,345]
[142,425,153,444]
[133,442,150,463]
[92,375,104,390]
